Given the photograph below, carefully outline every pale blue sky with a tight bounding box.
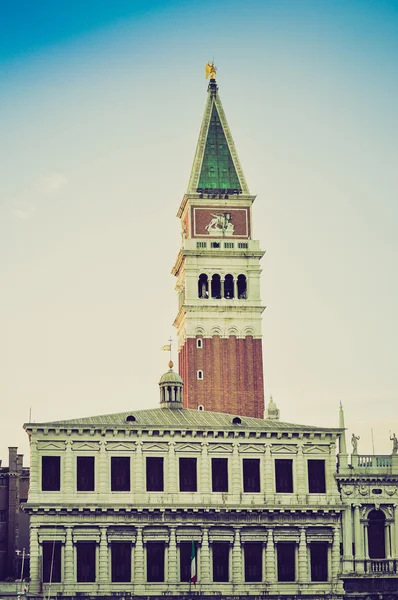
[1,0,397,463]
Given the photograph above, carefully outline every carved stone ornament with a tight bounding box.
[358,485,369,496]
[385,486,397,496]
[343,485,355,496]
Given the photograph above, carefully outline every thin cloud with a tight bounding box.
[11,202,36,220]
[39,172,68,194]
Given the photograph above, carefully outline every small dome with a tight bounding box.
[159,364,183,385]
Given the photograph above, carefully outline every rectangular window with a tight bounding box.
[196,241,207,249]
[179,457,197,492]
[275,459,293,493]
[244,542,262,582]
[212,458,228,492]
[76,542,96,582]
[146,457,164,492]
[308,460,326,493]
[111,456,130,491]
[42,541,62,583]
[211,242,220,248]
[310,542,328,581]
[238,242,248,249]
[224,242,234,249]
[147,542,165,582]
[243,458,260,492]
[41,456,61,491]
[277,542,296,582]
[180,541,195,582]
[212,542,229,582]
[111,542,131,582]
[76,456,95,491]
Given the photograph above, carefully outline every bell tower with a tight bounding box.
[172,66,265,418]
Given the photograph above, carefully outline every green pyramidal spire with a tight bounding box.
[197,104,241,192]
[187,77,249,195]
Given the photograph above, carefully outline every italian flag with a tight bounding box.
[190,540,197,584]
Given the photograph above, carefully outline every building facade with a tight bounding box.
[24,378,345,599]
[0,447,30,580]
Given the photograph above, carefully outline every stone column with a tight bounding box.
[232,442,241,498]
[200,527,211,584]
[385,521,391,559]
[265,529,276,583]
[332,525,341,579]
[99,527,108,584]
[168,527,177,583]
[298,527,307,582]
[29,526,40,593]
[64,440,73,494]
[232,528,242,583]
[64,526,74,583]
[342,506,354,571]
[134,526,145,584]
[353,505,364,573]
[99,440,108,493]
[201,443,210,494]
[168,441,176,494]
[394,504,398,557]
[220,278,225,299]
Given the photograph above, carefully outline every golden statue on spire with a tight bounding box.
[205,61,217,79]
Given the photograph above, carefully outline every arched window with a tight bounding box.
[198,274,208,299]
[167,386,172,402]
[368,510,386,559]
[224,274,234,299]
[237,274,247,299]
[197,370,204,380]
[211,274,221,299]
[196,338,203,349]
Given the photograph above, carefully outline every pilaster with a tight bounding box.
[29,526,40,594]
[332,525,341,579]
[200,527,211,584]
[296,444,306,499]
[353,504,364,573]
[200,442,210,493]
[64,440,73,494]
[134,526,145,584]
[298,527,307,582]
[232,528,242,583]
[264,444,273,500]
[99,440,108,494]
[232,443,241,498]
[168,526,177,583]
[342,506,354,571]
[168,441,176,493]
[64,526,74,584]
[135,441,144,493]
[99,526,108,583]
[265,528,275,583]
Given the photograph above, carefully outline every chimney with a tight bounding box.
[8,447,17,471]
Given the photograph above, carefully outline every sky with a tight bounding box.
[1,0,397,464]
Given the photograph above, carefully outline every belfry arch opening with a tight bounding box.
[224,274,234,299]
[368,509,386,559]
[237,274,247,299]
[211,274,221,299]
[198,274,208,299]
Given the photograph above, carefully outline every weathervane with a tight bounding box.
[205,61,217,80]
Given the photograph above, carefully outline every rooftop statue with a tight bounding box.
[351,433,360,454]
[205,61,217,80]
[391,432,398,455]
